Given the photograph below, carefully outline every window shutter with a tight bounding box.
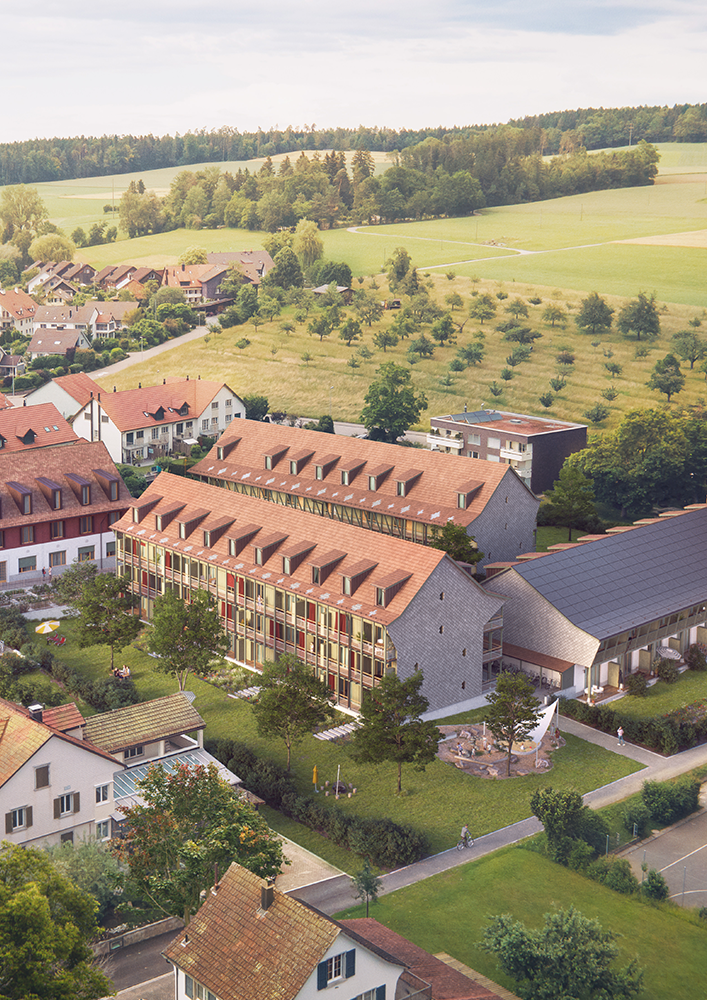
[376,987,386,1000]
[73,792,80,814]
[185,975,194,999]
[53,797,61,819]
[345,950,356,978]
[25,806,33,828]
[4,812,11,834]
[317,961,328,991]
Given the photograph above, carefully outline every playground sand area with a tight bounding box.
[437,723,564,779]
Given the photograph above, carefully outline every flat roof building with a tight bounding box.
[429,408,587,494]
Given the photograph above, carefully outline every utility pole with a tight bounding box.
[628,123,634,147]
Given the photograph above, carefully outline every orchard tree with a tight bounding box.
[373,328,399,353]
[457,342,485,366]
[73,573,141,670]
[506,297,529,320]
[486,671,540,776]
[542,303,568,327]
[541,466,598,541]
[252,654,335,770]
[617,291,661,341]
[430,313,457,347]
[0,843,111,1000]
[469,293,496,324]
[113,763,283,924]
[575,291,614,336]
[308,312,333,342]
[647,352,685,402]
[339,318,362,346]
[386,246,412,288]
[354,289,384,327]
[671,329,706,369]
[148,589,228,690]
[483,907,643,1000]
[349,672,439,793]
[361,362,428,442]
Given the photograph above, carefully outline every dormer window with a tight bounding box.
[217,446,225,460]
[132,507,140,523]
[458,493,467,509]
[254,547,263,565]
[283,556,292,574]
[341,470,350,486]
[342,576,352,595]
[22,493,31,514]
[265,456,272,470]
[203,530,212,547]
[52,489,61,510]
[179,523,187,539]
[396,481,405,497]
[312,566,320,584]
[315,466,323,480]
[81,485,90,505]
[368,476,377,491]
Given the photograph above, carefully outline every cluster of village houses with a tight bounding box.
[2,256,706,1000]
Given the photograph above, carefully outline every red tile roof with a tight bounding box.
[0,402,78,452]
[0,287,37,320]
[163,863,340,1000]
[37,372,103,408]
[192,420,535,530]
[89,377,238,432]
[115,472,456,626]
[0,439,130,529]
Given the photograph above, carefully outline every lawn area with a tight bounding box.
[335,846,707,1000]
[49,619,642,857]
[599,670,707,719]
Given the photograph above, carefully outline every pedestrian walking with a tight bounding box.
[617,726,625,746]
[42,567,46,581]
[48,566,52,582]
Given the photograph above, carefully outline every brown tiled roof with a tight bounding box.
[0,287,37,320]
[0,697,122,787]
[0,392,11,410]
[28,329,86,355]
[83,694,205,752]
[0,403,78,452]
[42,703,85,731]
[163,863,339,1000]
[89,377,239,432]
[192,420,535,530]
[503,643,574,674]
[340,919,510,1000]
[0,439,130,530]
[115,472,457,626]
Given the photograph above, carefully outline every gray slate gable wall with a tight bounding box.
[493,568,599,669]
[470,468,539,569]
[390,556,504,717]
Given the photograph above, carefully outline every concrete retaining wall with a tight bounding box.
[92,916,184,957]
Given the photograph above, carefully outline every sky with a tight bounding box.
[2,1,706,142]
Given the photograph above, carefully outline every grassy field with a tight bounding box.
[43,618,642,860]
[335,846,707,1000]
[599,669,707,719]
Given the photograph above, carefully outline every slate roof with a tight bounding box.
[83,693,205,752]
[114,472,464,627]
[0,402,78,452]
[0,697,120,788]
[510,506,707,639]
[340,919,508,1000]
[191,420,536,532]
[163,863,340,1000]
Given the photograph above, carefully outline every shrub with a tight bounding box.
[576,809,610,854]
[685,644,707,672]
[642,777,700,825]
[643,868,669,901]
[622,800,652,839]
[566,840,594,872]
[626,672,648,697]
[587,857,638,894]
[654,657,679,684]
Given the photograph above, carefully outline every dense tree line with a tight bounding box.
[0,102,703,186]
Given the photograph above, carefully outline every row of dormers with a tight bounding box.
[0,470,120,518]
[129,496,412,606]
[214,437,484,507]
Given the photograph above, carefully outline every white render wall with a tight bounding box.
[4,533,116,583]
[294,931,401,1000]
[1,734,121,848]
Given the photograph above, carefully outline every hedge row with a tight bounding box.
[207,737,429,870]
[559,696,707,755]
[48,658,139,712]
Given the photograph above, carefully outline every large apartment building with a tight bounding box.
[191,420,539,569]
[114,473,504,718]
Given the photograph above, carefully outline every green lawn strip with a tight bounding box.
[335,847,707,1000]
[260,806,355,875]
[44,624,643,855]
[591,670,707,719]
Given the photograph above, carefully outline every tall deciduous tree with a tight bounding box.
[360,361,428,442]
[252,654,335,770]
[28,233,75,263]
[617,291,661,341]
[485,671,540,776]
[430,313,457,347]
[73,573,141,670]
[0,185,48,240]
[541,466,598,540]
[575,291,614,336]
[647,352,685,402]
[339,318,362,346]
[148,589,228,690]
[349,671,439,793]
[293,219,323,267]
[529,787,585,860]
[0,842,111,1000]
[483,906,643,1000]
[265,246,304,290]
[113,763,284,924]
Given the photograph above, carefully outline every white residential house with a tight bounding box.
[22,372,104,420]
[71,376,245,466]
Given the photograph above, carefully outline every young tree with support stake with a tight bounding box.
[148,589,228,690]
[485,671,540,777]
[349,671,439,793]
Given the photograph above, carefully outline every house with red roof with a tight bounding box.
[0,287,37,337]
[0,402,78,453]
[22,371,103,419]
[71,376,245,466]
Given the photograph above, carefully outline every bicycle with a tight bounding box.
[456,834,474,850]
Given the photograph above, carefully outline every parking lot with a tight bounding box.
[623,805,707,908]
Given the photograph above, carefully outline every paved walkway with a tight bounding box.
[290,716,707,915]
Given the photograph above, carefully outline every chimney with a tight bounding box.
[139,382,141,389]
[163,378,166,385]
[113,386,117,392]
[261,883,274,911]
[186,375,189,381]
[464,403,467,412]
[28,703,44,723]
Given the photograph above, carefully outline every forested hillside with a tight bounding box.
[0,102,703,186]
